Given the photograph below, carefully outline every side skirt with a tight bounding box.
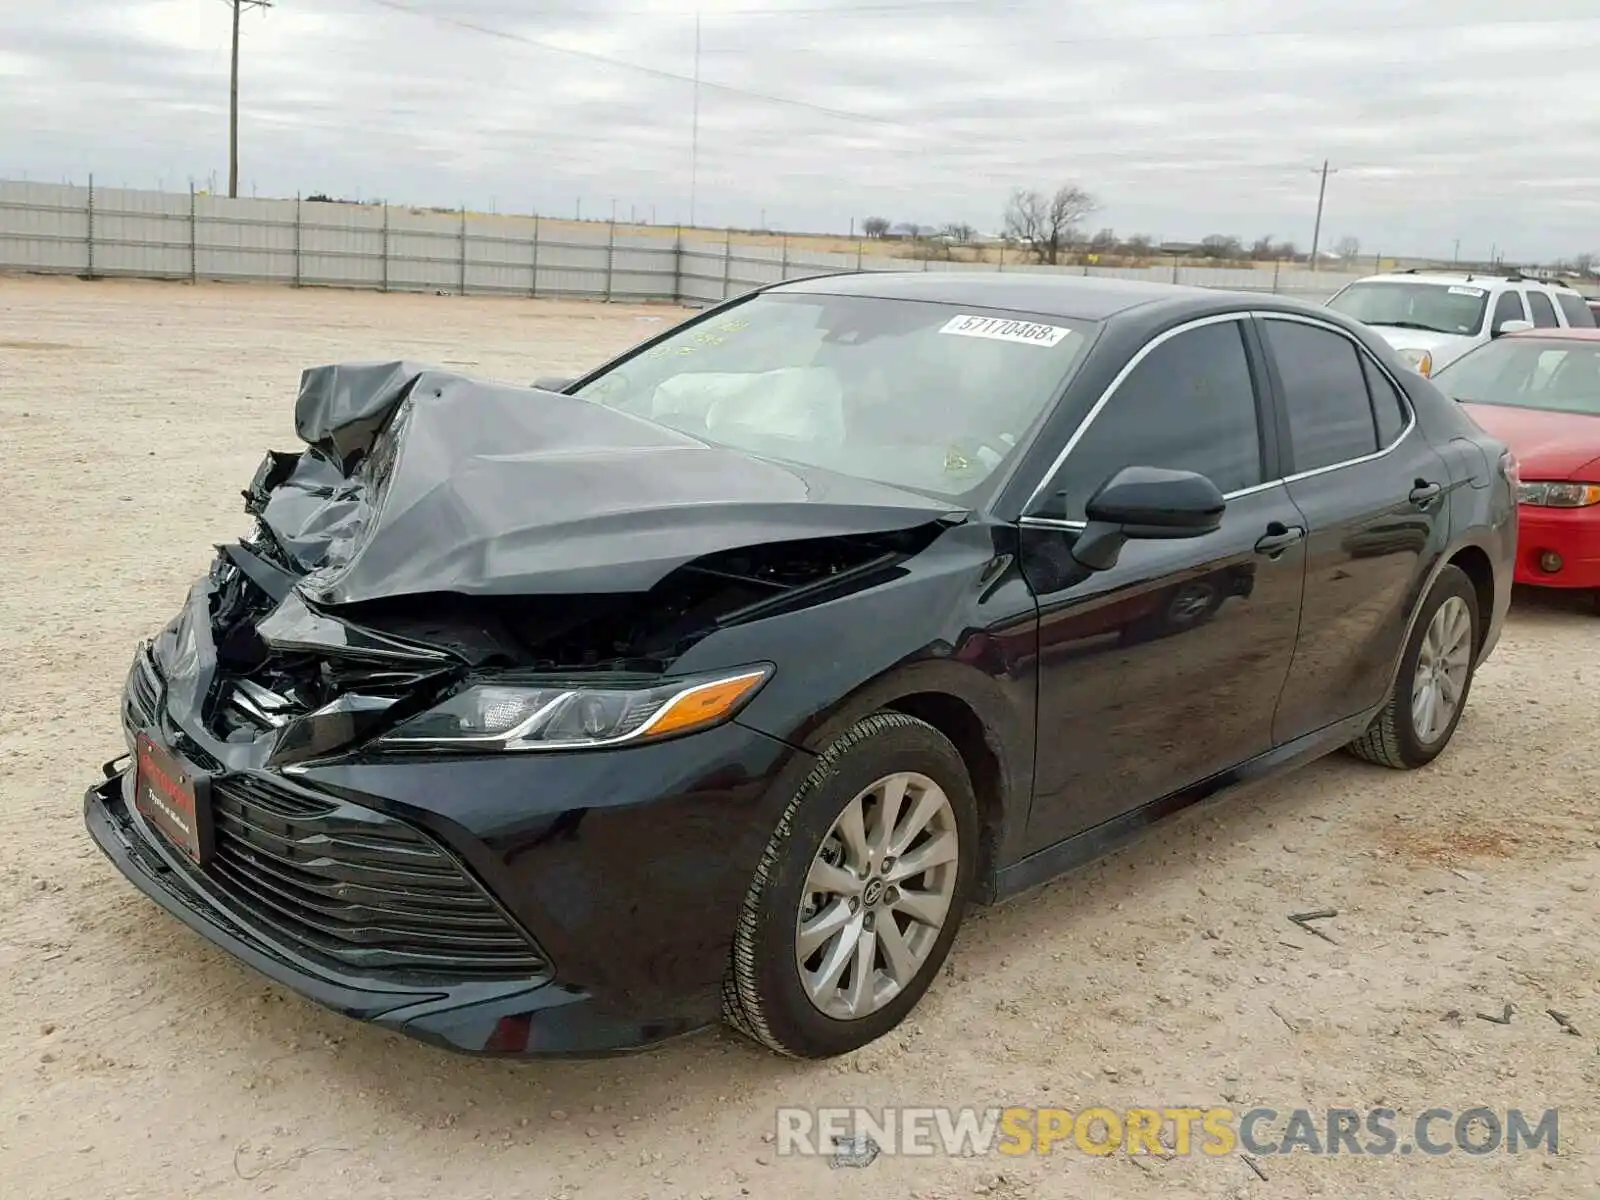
[984,706,1381,905]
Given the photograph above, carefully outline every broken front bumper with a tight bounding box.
[86,620,815,1056]
[84,761,688,1056]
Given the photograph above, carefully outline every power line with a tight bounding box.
[359,0,905,125]
[364,0,1600,34]
[354,0,1600,139]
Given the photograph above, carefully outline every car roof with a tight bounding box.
[768,270,1237,322]
[1349,271,1569,291]
[1505,327,1600,342]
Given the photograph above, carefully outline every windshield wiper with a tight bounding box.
[1373,320,1449,334]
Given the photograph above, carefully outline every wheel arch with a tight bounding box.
[1445,542,1496,657]
[1383,532,1503,703]
[780,659,1032,905]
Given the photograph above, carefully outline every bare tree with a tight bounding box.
[1574,251,1597,276]
[941,222,977,244]
[1333,235,1361,260]
[1201,234,1245,261]
[1003,184,1097,265]
[861,216,891,239]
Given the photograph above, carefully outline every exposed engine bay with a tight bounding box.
[170,361,958,762]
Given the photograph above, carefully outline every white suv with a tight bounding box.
[1324,270,1597,376]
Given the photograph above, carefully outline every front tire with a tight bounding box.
[722,711,978,1058]
[1346,563,1480,769]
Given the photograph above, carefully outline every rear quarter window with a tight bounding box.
[1556,292,1597,328]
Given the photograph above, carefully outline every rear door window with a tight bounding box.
[1261,319,1381,473]
[1526,291,1560,329]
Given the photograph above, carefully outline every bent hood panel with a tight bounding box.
[266,363,955,605]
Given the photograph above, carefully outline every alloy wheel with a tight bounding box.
[795,771,960,1020]
[1411,595,1473,744]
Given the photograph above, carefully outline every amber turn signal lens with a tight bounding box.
[646,670,770,737]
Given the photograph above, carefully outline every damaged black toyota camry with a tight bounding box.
[86,272,1517,1059]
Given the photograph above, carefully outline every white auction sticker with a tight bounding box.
[939,314,1071,347]
[1448,286,1486,297]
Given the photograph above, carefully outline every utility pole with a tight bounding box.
[227,0,273,199]
[1308,158,1338,270]
[689,9,702,229]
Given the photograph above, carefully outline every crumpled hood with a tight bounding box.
[1368,326,1479,371]
[256,361,958,606]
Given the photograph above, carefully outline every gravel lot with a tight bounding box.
[2,276,1596,1200]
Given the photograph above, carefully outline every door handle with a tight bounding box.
[1409,479,1443,507]
[1254,521,1306,557]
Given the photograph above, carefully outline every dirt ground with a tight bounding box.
[1,276,1596,1200]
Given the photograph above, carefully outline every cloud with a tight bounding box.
[1,0,1598,257]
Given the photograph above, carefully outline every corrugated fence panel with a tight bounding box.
[678,240,733,304]
[0,181,88,274]
[533,234,610,297]
[0,179,1373,306]
[465,213,539,295]
[195,194,297,282]
[609,233,677,300]
[299,202,385,288]
[386,208,463,293]
[87,186,191,279]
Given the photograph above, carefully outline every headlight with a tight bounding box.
[1518,482,1600,508]
[373,665,773,752]
[1397,348,1434,376]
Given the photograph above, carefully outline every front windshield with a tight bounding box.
[1432,338,1600,415]
[1326,281,1488,337]
[570,292,1094,500]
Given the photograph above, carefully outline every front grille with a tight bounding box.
[195,774,549,983]
[126,648,161,725]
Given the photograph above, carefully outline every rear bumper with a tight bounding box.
[1514,504,1600,589]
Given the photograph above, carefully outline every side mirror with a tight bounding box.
[533,375,577,392]
[1493,319,1533,338]
[1071,465,1226,571]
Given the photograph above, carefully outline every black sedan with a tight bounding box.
[85,272,1517,1059]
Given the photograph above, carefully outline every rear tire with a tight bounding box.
[1346,564,1480,770]
[722,711,978,1058]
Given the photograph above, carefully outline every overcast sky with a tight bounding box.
[3,0,1599,260]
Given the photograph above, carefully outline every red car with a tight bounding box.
[1430,328,1600,606]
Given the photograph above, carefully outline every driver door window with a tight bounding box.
[1039,319,1266,521]
[1491,291,1527,334]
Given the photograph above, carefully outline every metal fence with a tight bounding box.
[0,178,1367,305]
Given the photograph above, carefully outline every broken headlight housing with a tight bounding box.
[373,665,773,752]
